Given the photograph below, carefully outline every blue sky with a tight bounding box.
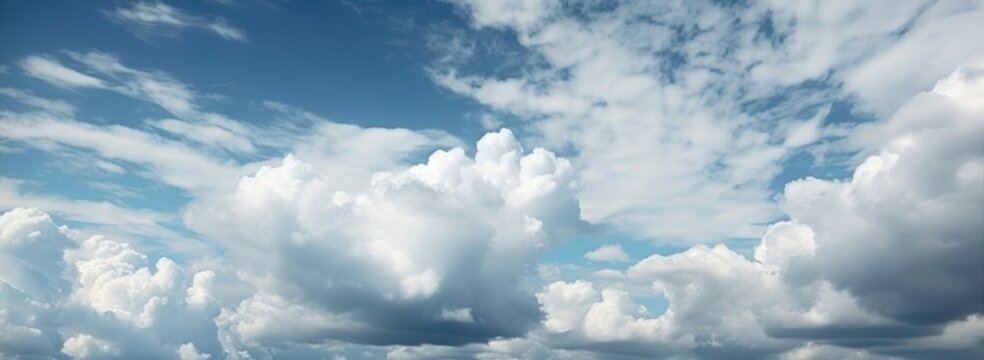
[1,1,478,129]
[1,1,982,359]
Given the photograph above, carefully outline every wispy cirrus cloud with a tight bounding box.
[435,0,984,244]
[16,51,263,156]
[105,1,247,42]
[19,55,106,89]
[0,87,76,116]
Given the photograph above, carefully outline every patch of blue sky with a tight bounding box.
[0,149,61,184]
[0,148,192,214]
[720,237,762,261]
[541,232,689,268]
[767,99,875,193]
[0,0,872,267]
[1,0,486,136]
[636,294,670,317]
[538,232,674,316]
[740,80,835,120]
[823,98,877,125]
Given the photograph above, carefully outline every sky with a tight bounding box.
[0,0,982,359]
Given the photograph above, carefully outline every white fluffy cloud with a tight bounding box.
[177,342,211,360]
[0,207,224,359]
[583,244,630,263]
[527,61,984,359]
[185,128,582,354]
[778,61,984,326]
[0,208,74,301]
[68,236,188,328]
[536,280,598,333]
[61,334,120,359]
[0,208,75,358]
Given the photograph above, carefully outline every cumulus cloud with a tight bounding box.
[583,244,630,263]
[61,333,120,359]
[0,208,75,358]
[185,128,582,354]
[0,207,225,359]
[524,61,984,359]
[177,342,212,360]
[105,1,247,42]
[778,61,984,327]
[0,208,75,301]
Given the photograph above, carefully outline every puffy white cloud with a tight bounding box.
[778,62,984,327]
[271,104,464,194]
[62,333,120,359]
[186,270,216,309]
[68,236,186,327]
[754,221,816,268]
[187,128,581,351]
[0,208,75,358]
[177,342,212,360]
[0,207,227,359]
[581,288,669,342]
[0,207,74,301]
[214,292,352,358]
[536,280,599,333]
[525,62,984,359]
[583,244,630,263]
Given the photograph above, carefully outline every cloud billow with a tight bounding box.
[184,129,583,353]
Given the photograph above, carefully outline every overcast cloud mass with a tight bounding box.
[0,0,982,359]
